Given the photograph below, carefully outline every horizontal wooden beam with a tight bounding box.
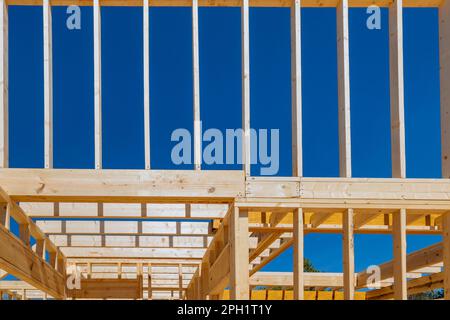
[246,177,450,205]
[61,247,205,259]
[21,202,228,219]
[357,242,443,288]
[367,272,444,300]
[67,258,201,267]
[0,169,244,203]
[250,272,345,288]
[67,278,142,299]
[2,170,450,210]
[5,0,445,8]
[49,234,212,249]
[36,220,212,236]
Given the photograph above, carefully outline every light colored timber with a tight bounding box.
[443,212,450,299]
[143,0,150,170]
[0,169,244,202]
[67,278,142,299]
[0,0,7,169]
[94,0,102,169]
[337,0,352,178]
[250,272,344,288]
[241,0,251,175]
[245,177,450,208]
[393,208,407,300]
[2,170,450,207]
[61,247,206,259]
[192,0,201,171]
[389,0,406,178]
[4,0,446,8]
[354,212,383,228]
[367,272,444,300]
[21,202,229,219]
[293,208,304,299]
[43,0,53,169]
[343,209,355,299]
[0,280,35,290]
[48,234,213,249]
[0,224,65,298]
[291,0,302,177]
[0,187,60,253]
[357,242,443,288]
[441,0,450,177]
[36,220,212,236]
[229,207,249,299]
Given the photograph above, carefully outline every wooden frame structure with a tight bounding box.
[0,0,449,300]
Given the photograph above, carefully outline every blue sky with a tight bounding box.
[6,5,442,273]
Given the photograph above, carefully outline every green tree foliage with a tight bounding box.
[304,258,319,273]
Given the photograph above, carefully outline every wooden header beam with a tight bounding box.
[0,169,244,202]
[4,0,445,8]
[1,170,450,206]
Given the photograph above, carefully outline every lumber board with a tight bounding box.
[0,0,6,169]
[0,224,65,298]
[67,278,142,299]
[0,169,245,202]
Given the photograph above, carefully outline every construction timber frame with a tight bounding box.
[0,0,450,301]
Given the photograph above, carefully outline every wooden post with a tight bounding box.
[143,0,150,170]
[49,251,57,268]
[147,263,152,300]
[440,0,450,178]
[192,0,201,171]
[337,0,354,299]
[0,203,9,229]
[291,0,302,177]
[293,208,304,300]
[57,252,65,275]
[337,0,351,178]
[0,0,7,169]
[393,209,407,300]
[43,0,53,169]
[241,0,251,176]
[389,0,406,178]
[200,261,209,299]
[19,223,30,247]
[94,0,102,170]
[137,263,143,300]
[36,238,45,258]
[443,212,450,300]
[178,263,183,300]
[229,206,249,300]
[342,209,355,300]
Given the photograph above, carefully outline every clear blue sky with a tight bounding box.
[6,5,442,273]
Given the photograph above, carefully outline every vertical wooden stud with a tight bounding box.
[192,0,201,170]
[440,0,450,178]
[43,0,53,169]
[389,0,406,178]
[393,208,407,300]
[230,206,249,300]
[0,0,7,168]
[241,0,251,176]
[293,208,304,300]
[94,0,102,169]
[291,0,302,177]
[143,0,150,170]
[337,0,351,178]
[343,209,355,300]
